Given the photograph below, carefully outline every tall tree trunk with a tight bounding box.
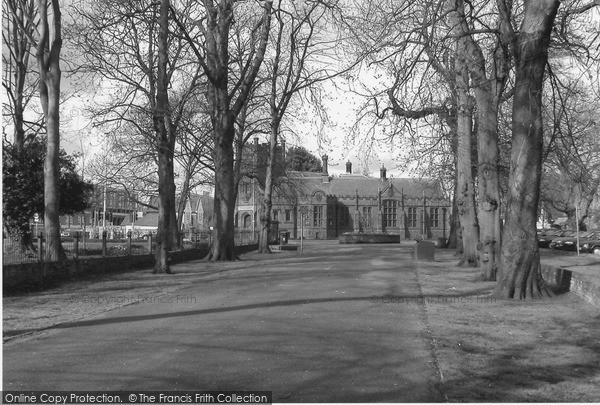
[450,0,505,279]
[153,0,176,273]
[474,90,501,280]
[36,0,65,262]
[444,114,459,251]
[258,122,279,253]
[155,159,172,274]
[447,175,460,250]
[454,32,479,267]
[455,102,479,266]
[494,0,560,299]
[201,0,272,261]
[208,114,238,260]
[155,143,177,273]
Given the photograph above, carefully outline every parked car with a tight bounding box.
[579,235,600,255]
[538,229,566,248]
[140,232,156,241]
[548,230,592,250]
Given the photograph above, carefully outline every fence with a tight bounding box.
[2,229,260,265]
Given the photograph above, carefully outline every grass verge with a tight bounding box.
[417,250,600,402]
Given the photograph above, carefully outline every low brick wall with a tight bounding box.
[3,244,258,293]
[541,264,600,307]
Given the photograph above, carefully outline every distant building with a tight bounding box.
[60,186,136,237]
[181,192,214,235]
[235,142,450,240]
[123,191,215,238]
[60,186,214,239]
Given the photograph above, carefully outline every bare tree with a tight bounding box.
[450,6,480,267]
[2,0,40,149]
[541,79,600,230]
[494,0,599,299]
[493,0,560,299]
[346,0,480,265]
[72,0,206,272]
[176,0,273,260]
[447,0,513,280]
[152,0,176,272]
[257,0,356,253]
[35,0,65,261]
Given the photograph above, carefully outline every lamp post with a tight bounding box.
[575,184,581,257]
[300,206,308,251]
[102,184,107,233]
[422,190,427,240]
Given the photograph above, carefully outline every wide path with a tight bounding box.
[3,242,444,402]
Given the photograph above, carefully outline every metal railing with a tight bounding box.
[3,229,260,265]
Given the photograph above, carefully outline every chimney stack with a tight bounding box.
[322,154,329,183]
[253,137,259,169]
[346,160,352,174]
[380,165,387,180]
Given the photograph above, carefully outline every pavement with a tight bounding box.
[3,241,446,402]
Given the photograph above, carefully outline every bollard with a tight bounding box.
[127,231,132,255]
[148,234,153,255]
[74,232,79,259]
[102,230,108,257]
[414,240,435,261]
[38,232,44,262]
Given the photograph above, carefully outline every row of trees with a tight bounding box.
[3,0,67,260]
[3,0,599,299]
[3,0,352,269]
[344,0,599,298]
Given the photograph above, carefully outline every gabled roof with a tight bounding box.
[286,172,445,200]
[197,194,214,223]
[186,194,201,210]
[133,212,159,227]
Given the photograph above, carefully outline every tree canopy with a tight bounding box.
[2,136,94,243]
[285,146,323,172]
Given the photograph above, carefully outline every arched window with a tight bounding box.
[243,214,252,229]
[383,200,398,227]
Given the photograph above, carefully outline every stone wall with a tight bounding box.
[339,233,401,244]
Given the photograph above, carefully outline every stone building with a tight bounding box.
[181,192,214,235]
[235,148,450,241]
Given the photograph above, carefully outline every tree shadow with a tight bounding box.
[5,288,500,338]
[441,323,600,401]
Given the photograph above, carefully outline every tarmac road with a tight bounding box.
[3,242,445,402]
